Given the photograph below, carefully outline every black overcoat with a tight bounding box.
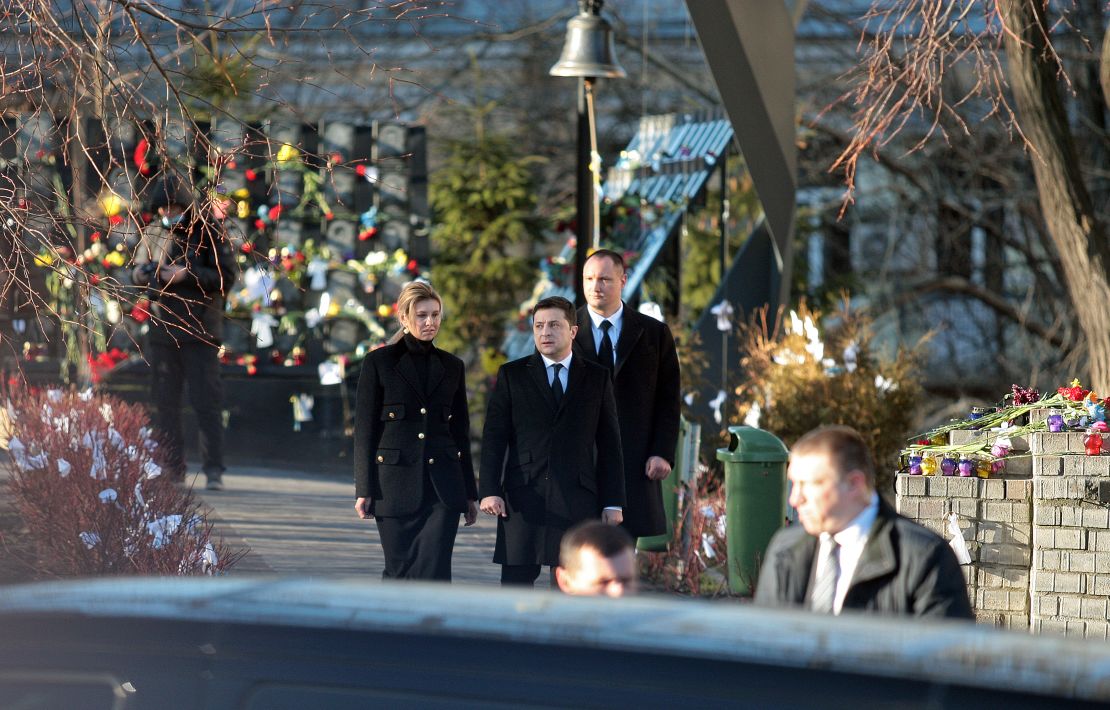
[478,352,625,566]
[575,305,681,537]
[754,500,974,619]
[353,339,477,517]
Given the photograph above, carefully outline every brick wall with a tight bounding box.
[895,420,1110,638]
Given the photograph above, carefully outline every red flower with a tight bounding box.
[240,242,254,254]
[1058,385,1090,402]
[89,274,100,285]
[330,152,343,164]
[130,299,151,323]
[133,139,149,169]
[324,211,335,221]
[245,169,258,181]
[406,259,418,273]
[141,212,153,224]
[90,231,101,242]
[355,164,367,177]
[108,215,124,226]
[269,205,282,221]
[358,227,377,241]
[227,160,237,170]
[254,219,266,230]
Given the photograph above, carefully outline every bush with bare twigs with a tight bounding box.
[732,300,923,493]
[2,386,240,577]
[639,472,731,597]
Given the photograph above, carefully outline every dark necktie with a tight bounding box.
[810,538,840,614]
[598,320,614,372]
[551,363,564,405]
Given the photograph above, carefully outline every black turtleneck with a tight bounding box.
[402,331,433,392]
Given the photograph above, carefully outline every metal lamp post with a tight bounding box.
[550,0,625,307]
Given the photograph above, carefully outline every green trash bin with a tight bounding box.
[717,426,789,595]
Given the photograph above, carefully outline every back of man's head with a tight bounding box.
[556,520,638,598]
[792,425,876,489]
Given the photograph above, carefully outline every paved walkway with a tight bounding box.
[190,465,546,587]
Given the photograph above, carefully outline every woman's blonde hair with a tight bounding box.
[390,280,443,343]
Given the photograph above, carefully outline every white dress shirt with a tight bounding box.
[540,352,572,390]
[822,492,879,614]
[587,303,624,367]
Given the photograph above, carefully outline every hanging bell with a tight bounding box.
[549,2,626,79]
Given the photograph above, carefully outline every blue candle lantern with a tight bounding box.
[957,457,975,477]
[1047,413,1065,432]
[941,456,957,476]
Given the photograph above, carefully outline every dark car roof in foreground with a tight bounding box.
[1,577,1109,704]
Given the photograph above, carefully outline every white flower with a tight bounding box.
[8,437,47,471]
[701,533,717,559]
[709,300,734,332]
[743,402,762,428]
[126,445,140,461]
[805,338,824,363]
[98,488,118,504]
[107,428,125,450]
[364,250,388,267]
[709,389,727,425]
[147,515,183,549]
[716,514,727,538]
[201,543,219,574]
[874,374,897,393]
[57,458,71,477]
[46,389,62,403]
[79,531,100,549]
[78,389,94,401]
[99,403,113,423]
[843,341,859,372]
[789,310,804,337]
[143,461,162,479]
[133,482,145,509]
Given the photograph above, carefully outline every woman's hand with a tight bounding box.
[464,499,479,526]
[355,497,374,520]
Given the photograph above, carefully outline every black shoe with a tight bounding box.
[205,478,224,491]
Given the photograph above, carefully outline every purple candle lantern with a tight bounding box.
[957,457,975,477]
[941,456,957,476]
[1047,413,1065,432]
[909,455,923,475]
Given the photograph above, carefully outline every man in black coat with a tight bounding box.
[574,250,681,539]
[480,296,625,587]
[755,426,973,619]
[132,177,236,490]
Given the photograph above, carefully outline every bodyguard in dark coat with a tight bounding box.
[754,426,973,619]
[574,250,681,538]
[480,296,625,587]
[354,282,478,581]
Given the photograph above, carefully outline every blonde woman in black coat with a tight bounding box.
[353,281,478,580]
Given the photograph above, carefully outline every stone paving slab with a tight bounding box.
[189,465,538,587]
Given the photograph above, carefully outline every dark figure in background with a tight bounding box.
[555,520,638,598]
[132,179,236,491]
[480,296,625,587]
[574,249,681,539]
[755,426,973,619]
[353,281,478,581]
